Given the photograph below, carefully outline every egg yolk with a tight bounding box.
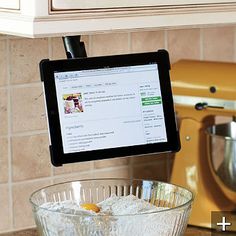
[81,203,100,213]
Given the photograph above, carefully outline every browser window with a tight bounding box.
[54,64,167,154]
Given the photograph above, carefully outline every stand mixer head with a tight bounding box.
[170,60,236,229]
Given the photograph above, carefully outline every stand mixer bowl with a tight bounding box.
[206,121,236,201]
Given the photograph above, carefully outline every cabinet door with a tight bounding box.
[52,0,236,10]
[0,0,19,10]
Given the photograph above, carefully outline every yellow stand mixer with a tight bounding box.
[170,60,236,230]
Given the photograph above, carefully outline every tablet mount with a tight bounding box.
[63,36,87,59]
[42,37,180,166]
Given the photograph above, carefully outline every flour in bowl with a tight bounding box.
[97,194,165,215]
[36,194,183,236]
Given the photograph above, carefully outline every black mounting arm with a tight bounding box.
[62,35,87,59]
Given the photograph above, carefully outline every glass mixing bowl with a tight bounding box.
[29,178,193,236]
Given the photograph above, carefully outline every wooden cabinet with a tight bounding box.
[0,0,236,37]
[0,0,19,10]
[51,0,236,10]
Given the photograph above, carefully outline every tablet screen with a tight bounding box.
[40,50,180,166]
[54,63,167,154]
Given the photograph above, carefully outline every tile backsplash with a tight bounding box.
[0,26,236,233]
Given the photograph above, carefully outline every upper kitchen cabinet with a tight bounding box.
[1,0,236,37]
[0,0,19,10]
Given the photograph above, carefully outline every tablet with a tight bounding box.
[40,50,180,166]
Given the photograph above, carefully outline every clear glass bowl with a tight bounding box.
[30,178,193,236]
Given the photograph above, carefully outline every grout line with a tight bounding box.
[8,82,42,89]
[93,164,130,173]
[200,28,204,60]
[2,225,36,235]
[234,26,236,62]
[89,34,93,56]
[166,153,172,182]
[5,163,107,187]
[9,168,97,186]
[0,182,10,188]
[0,85,8,89]
[164,30,168,50]
[88,35,92,57]
[47,37,54,184]
[132,157,167,167]
[128,32,131,53]
[129,156,134,179]
[6,36,14,231]
[11,129,48,137]
[10,176,55,186]
[91,161,95,179]
[48,37,52,60]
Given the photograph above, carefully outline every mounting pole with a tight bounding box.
[62,35,87,59]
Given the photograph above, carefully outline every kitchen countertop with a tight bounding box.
[0,226,235,236]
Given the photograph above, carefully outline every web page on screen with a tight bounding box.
[54,64,167,154]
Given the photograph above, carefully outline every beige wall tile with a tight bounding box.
[93,166,130,179]
[12,180,49,229]
[91,33,129,56]
[202,27,234,62]
[53,161,93,175]
[81,36,90,56]
[0,138,8,183]
[94,157,129,169]
[131,31,165,53]
[11,86,47,133]
[0,34,8,40]
[10,38,48,84]
[235,26,236,62]
[12,134,51,182]
[0,40,8,87]
[167,29,200,63]
[132,157,168,181]
[51,37,66,59]
[0,89,8,135]
[132,154,167,164]
[0,185,10,232]
[53,172,93,184]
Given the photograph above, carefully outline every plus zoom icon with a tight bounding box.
[211,211,236,234]
[216,216,231,231]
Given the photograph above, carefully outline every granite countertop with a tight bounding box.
[0,226,235,236]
